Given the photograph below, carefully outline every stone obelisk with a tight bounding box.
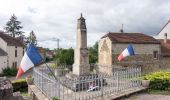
[73,14,90,76]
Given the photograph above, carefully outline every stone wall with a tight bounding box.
[160,57,170,69]
[98,37,113,74]
[98,37,162,74]
[112,43,160,55]
[0,77,23,100]
[98,37,112,65]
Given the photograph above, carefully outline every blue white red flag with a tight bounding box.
[117,44,135,61]
[16,44,43,79]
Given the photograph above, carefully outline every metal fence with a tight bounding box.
[33,65,142,100]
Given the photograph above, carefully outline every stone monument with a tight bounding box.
[73,13,90,76]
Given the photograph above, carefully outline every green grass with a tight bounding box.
[12,78,26,83]
[147,89,170,95]
[21,92,29,97]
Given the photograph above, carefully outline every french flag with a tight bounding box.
[16,44,43,79]
[118,44,135,61]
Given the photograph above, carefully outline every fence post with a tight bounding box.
[41,69,43,92]
[101,74,103,98]
[117,70,119,92]
[58,72,60,99]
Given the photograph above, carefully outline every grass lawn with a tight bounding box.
[21,92,29,97]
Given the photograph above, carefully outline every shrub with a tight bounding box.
[12,79,28,92]
[1,66,18,76]
[52,97,59,100]
[144,71,170,90]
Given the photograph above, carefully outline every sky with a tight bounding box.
[0,0,170,49]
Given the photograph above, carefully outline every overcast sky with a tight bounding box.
[0,0,170,49]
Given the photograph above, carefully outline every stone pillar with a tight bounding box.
[73,14,90,76]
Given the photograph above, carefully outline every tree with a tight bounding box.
[54,48,74,65]
[89,42,98,63]
[4,14,24,38]
[27,31,37,46]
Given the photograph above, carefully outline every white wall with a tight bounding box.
[154,21,170,39]
[6,46,24,67]
[0,56,7,73]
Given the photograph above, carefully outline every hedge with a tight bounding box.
[0,66,18,76]
[144,71,170,90]
[12,79,28,92]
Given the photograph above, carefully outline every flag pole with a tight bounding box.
[42,60,58,80]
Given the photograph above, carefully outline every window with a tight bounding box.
[15,46,17,57]
[12,62,17,67]
[153,51,158,59]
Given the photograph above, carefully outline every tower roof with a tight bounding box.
[78,13,85,20]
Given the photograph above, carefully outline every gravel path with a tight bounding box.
[121,93,170,100]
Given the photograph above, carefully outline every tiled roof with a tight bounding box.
[0,31,24,47]
[101,32,160,44]
[157,39,170,57]
[0,48,7,56]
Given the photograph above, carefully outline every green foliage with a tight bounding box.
[54,48,74,65]
[1,66,18,76]
[144,71,170,90]
[89,42,98,63]
[26,30,37,46]
[53,42,98,65]
[49,63,57,69]
[52,97,59,100]
[4,14,24,37]
[21,92,29,97]
[12,79,28,92]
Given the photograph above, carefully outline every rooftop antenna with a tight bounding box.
[81,13,83,17]
[120,24,124,33]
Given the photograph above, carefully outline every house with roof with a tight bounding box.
[153,20,170,39]
[153,20,170,69]
[0,31,24,72]
[98,32,161,74]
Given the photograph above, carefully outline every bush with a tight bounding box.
[12,79,28,92]
[144,71,170,90]
[1,67,18,76]
[52,97,59,100]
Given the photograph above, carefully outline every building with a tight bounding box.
[98,32,161,74]
[154,20,170,39]
[0,31,24,72]
[0,48,8,72]
[153,20,170,69]
[37,47,46,59]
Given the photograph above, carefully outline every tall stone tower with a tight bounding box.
[73,14,90,76]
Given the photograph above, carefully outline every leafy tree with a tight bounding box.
[54,48,74,65]
[89,42,98,63]
[54,42,98,65]
[4,14,24,38]
[27,30,37,46]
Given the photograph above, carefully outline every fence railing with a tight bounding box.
[33,65,142,100]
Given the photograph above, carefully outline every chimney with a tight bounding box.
[164,33,167,43]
